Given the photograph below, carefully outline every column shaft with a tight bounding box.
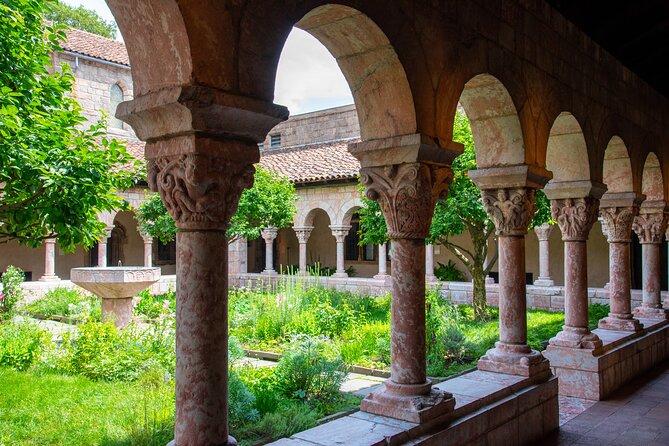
[632,208,668,320]
[143,239,153,267]
[564,241,589,329]
[533,224,554,286]
[497,235,527,345]
[97,241,108,267]
[40,238,59,281]
[299,242,307,274]
[265,239,274,272]
[425,244,436,282]
[376,243,388,277]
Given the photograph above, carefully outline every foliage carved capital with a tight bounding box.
[633,211,668,244]
[147,154,254,231]
[481,188,536,236]
[533,223,553,241]
[294,226,314,244]
[359,163,452,240]
[261,226,278,242]
[599,206,638,243]
[551,197,600,242]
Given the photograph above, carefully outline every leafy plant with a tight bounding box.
[228,370,259,430]
[45,0,117,39]
[135,289,175,320]
[0,321,51,371]
[0,265,24,319]
[434,260,466,282]
[23,287,100,323]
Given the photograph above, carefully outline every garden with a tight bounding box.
[0,267,610,445]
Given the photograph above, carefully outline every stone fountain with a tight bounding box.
[70,266,161,328]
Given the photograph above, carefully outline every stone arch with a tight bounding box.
[546,112,591,182]
[458,74,525,168]
[603,136,635,193]
[641,152,665,202]
[298,206,335,228]
[109,218,128,266]
[336,198,363,227]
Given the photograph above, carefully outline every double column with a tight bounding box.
[351,134,458,423]
[470,166,551,378]
[294,226,313,275]
[632,201,669,320]
[118,86,288,446]
[598,193,644,332]
[330,225,351,278]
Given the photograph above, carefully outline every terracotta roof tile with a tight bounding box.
[62,28,129,66]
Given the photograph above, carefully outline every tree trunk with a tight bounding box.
[472,266,488,320]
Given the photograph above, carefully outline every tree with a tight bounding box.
[0,0,138,250]
[45,0,117,39]
[358,111,551,320]
[137,166,297,244]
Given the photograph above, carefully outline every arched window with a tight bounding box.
[109,84,124,129]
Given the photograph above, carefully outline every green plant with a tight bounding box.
[314,300,356,337]
[274,335,347,403]
[0,322,51,371]
[238,365,279,415]
[135,289,175,320]
[1,265,24,319]
[235,402,319,444]
[434,260,466,282]
[23,287,100,323]
[228,370,260,430]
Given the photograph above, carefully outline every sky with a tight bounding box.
[63,1,354,115]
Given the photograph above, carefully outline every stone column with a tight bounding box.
[351,134,456,423]
[330,225,351,278]
[598,193,644,332]
[425,243,438,283]
[533,224,554,286]
[632,203,668,320]
[39,238,60,281]
[470,167,550,378]
[546,195,603,350]
[374,242,390,279]
[97,227,113,267]
[141,234,153,267]
[260,227,278,275]
[294,226,313,275]
[117,85,287,445]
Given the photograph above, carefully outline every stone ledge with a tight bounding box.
[267,372,558,446]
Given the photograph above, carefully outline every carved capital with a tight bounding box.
[330,225,351,243]
[533,223,553,241]
[360,163,452,239]
[148,153,254,231]
[599,206,638,243]
[261,226,278,242]
[551,197,600,241]
[481,188,536,236]
[633,211,668,244]
[294,226,314,244]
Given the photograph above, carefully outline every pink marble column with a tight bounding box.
[632,205,668,320]
[330,226,351,278]
[97,227,113,267]
[598,202,644,331]
[141,234,153,267]
[533,224,554,286]
[374,242,390,279]
[353,139,456,423]
[474,186,549,378]
[547,197,602,350]
[39,238,60,281]
[260,227,278,275]
[425,243,437,283]
[294,226,313,275]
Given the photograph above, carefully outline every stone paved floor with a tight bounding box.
[543,361,669,446]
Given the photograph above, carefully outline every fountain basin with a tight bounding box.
[70,267,161,328]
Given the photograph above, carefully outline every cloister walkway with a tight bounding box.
[546,361,669,446]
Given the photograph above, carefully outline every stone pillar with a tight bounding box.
[260,227,278,275]
[330,225,351,278]
[351,134,456,423]
[533,224,554,286]
[598,193,644,332]
[117,85,287,445]
[425,243,438,283]
[374,242,390,279]
[546,195,603,350]
[632,202,668,320]
[294,226,313,275]
[470,167,550,378]
[97,227,113,267]
[141,234,153,267]
[39,238,60,281]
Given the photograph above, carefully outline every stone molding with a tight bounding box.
[294,226,314,244]
[551,197,600,242]
[600,206,638,243]
[481,187,536,236]
[533,223,553,241]
[633,209,668,245]
[261,226,278,242]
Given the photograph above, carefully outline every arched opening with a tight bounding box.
[603,136,634,193]
[109,83,124,129]
[642,152,664,202]
[304,208,334,273]
[546,112,590,182]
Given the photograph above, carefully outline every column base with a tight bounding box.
[360,379,455,424]
[548,326,603,352]
[533,278,554,287]
[598,314,644,332]
[38,275,61,282]
[331,272,348,278]
[261,269,277,276]
[633,306,669,321]
[373,273,391,281]
[425,274,438,284]
[167,436,237,446]
[477,342,551,378]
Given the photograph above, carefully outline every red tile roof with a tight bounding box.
[62,28,130,66]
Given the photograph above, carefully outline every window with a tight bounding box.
[156,240,176,264]
[270,134,281,148]
[109,84,124,129]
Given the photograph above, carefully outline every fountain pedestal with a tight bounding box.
[70,267,161,328]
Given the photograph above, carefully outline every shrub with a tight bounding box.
[23,287,100,323]
[313,300,356,337]
[1,265,24,319]
[0,322,51,371]
[339,321,390,367]
[274,336,347,403]
[238,366,279,415]
[434,260,466,282]
[135,290,175,320]
[235,402,319,444]
[228,370,259,430]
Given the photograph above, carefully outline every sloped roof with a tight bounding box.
[62,28,130,66]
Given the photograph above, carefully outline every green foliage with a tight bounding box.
[235,402,320,444]
[0,265,24,319]
[0,322,51,371]
[532,189,554,228]
[434,260,466,282]
[357,182,388,245]
[45,0,117,39]
[23,287,100,323]
[0,0,138,249]
[274,336,347,403]
[228,370,260,430]
[135,289,176,320]
[137,166,297,243]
